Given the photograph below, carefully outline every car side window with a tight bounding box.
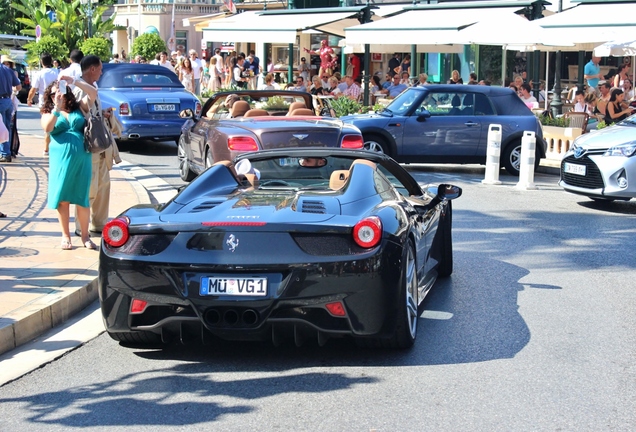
[416,92,484,117]
[377,165,410,197]
[474,93,495,116]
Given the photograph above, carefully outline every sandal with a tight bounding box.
[0,212,6,218]
[83,239,98,250]
[61,238,73,250]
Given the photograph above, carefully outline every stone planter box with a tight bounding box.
[543,125,583,161]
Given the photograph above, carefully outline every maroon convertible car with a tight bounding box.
[177,90,363,182]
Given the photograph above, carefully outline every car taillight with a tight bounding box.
[353,216,382,248]
[195,101,202,116]
[130,299,148,314]
[104,217,130,248]
[228,136,259,151]
[119,102,130,116]
[325,301,347,317]
[341,134,364,149]
[24,74,30,86]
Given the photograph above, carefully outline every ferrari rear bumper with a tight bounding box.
[99,241,404,342]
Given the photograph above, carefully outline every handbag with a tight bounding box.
[84,101,112,153]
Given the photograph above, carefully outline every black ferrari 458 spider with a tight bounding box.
[99,148,461,349]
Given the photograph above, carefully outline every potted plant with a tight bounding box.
[539,115,582,160]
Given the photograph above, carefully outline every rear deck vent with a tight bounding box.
[301,200,327,214]
[191,201,223,213]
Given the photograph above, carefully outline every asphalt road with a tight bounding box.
[8,106,636,431]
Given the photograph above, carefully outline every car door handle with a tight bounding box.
[464,122,479,127]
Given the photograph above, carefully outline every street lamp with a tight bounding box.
[82,0,95,38]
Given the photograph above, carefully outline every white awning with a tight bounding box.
[202,6,407,44]
[344,6,521,46]
[453,13,574,48]
[538,3,636,30]
[203,11,361,44]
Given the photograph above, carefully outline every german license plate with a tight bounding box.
[154,104,175,111]
[200,277,267,296]
[564,162,586,176]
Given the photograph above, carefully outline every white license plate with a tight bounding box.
[200,277,267,296]
[154,104,176,111]
[564,162,586,176]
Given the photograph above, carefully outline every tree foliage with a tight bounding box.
[24,35,68,65]
[80,37,111,62]
[10,0,123,58]
[0,0,22,35]
[131,33,167,61]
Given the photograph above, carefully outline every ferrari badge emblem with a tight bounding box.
[226,234,239,252]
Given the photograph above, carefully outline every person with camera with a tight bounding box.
[63,55,120,240]
[40,79,94,249]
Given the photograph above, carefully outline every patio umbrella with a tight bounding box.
[594,38,636,96]
[454,13,574,86]
[594,38,636,57]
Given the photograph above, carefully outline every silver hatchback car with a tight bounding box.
[560,116,636,201]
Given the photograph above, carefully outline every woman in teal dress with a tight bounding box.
[40,81,96,250]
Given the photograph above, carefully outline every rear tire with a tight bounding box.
[358,239,418,349]
[363,134,392,157]
[502,140,541,176]
[205,147,214,170]
[388,239,418,348]
[178,136,197,182]
[108,331,163,347]
[437,201,454,278]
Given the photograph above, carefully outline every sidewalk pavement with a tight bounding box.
[0,135,152,356]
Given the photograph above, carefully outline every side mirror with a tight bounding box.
[419,183,462,212]
[180,108,194,119]
[417,109,431,121]
[436,184,462,201]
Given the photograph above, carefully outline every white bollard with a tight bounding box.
[515,131,538,190]
[482,124,502,185]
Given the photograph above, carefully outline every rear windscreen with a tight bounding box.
[99,72,183,88]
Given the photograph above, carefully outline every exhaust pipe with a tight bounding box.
[242,309,259,326]
[223,309,239,326]
[205,309,221,325]
[128,133,140,139]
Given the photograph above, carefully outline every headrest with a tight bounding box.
[244,109,269,117]
[289,108,315,116]
[287,101,306,115]
[329,170,349,190]
[231,100,251,117]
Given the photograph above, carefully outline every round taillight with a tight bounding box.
[353,216,382,248]
[103,218,129,248]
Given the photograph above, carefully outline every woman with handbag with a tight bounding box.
[40,80,96,250]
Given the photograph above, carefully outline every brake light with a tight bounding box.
[341,134,364,149]
[353,216,382,248]
[130,299,148,314]
[228,136,259,151]
[103,217,130,247]
[119,102,130,116]
[195,101,202,116]
[325,301,347,317]
[24,74,30,86]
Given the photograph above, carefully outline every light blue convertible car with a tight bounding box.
[98,63,201,145]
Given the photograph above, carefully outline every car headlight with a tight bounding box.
[603,142,636,157]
